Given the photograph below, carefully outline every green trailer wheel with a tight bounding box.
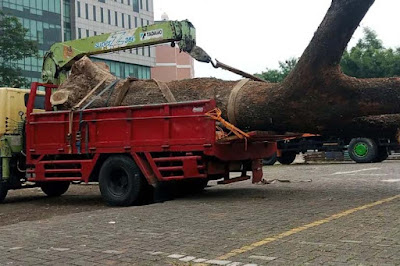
[348,138,378,163]
[353,143,369,157]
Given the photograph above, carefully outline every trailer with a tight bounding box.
[263,135,400,165]
[0,83,277,206]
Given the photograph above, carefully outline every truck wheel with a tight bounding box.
[375,148,389,163]
[348,138,378,163]
[99,155,144,206]
[263,152,277,165]
[0,164,9,203]
[0,182,8,203]
[40,182,70,197]
[277,151,297,165]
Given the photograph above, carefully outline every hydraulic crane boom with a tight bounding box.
[42,20,212,84]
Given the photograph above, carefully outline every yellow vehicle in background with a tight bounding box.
[0,87,45,136]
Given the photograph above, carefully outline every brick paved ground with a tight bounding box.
[0,161,399,265]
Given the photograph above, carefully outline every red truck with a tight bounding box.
[0,83,277,206]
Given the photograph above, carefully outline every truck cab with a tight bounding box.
[0,87,45,136]
[0,88,46,201]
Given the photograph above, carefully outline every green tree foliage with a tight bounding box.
[255,58,298,83]
[255,28,400,82]
[0,11,38,87]
[341,28,400,78]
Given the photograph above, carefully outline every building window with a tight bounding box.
[77,1,81,17]
[115,11,118,26]
[93,6,96,21]
[132,0,139,12]
[100,7,104,23]
[128,15,131,28]
[139,0,143,9]
[128,0,131,5]
[146,0,149,11]
[86,29,90,37]
[78,28,82,38]
[122,13,125,28]
[108,9,111,25]
[134,16,138,27]
[85,3,89,19]
[141,18,143,27]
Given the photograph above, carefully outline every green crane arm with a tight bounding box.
[42,20,211,84]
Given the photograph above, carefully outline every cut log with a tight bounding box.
[51,0,400,139]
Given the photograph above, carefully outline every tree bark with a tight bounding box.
[53,0,400,138]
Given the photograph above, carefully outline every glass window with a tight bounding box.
[108,9,111,25]
[128,15,131,28]
[121,13,125,28]
[24,94,45,109]
[132,0,139,12]
[134,16,137,27]
[78,28,82,38]
[77,1,81,17]
[93,5,96,21]
[86,29,89,37]
[114,11,118,26]
[85,3,89,19]
[146,0,149,11]
[119,64,124,78]
[55,0,61,13]
[100,7,104,23]
[49,0,55,12]
[139,0,142,9]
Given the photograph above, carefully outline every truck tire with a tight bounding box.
[348,138,378,163]
[0,164,9,203]
[277,151,297,165]
[40,182,70,197]
[263,152,277,165]
[375,148,389,163]
[0,182,8,203]
[99,155,144,206]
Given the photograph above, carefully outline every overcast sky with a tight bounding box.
[154,0,400,80]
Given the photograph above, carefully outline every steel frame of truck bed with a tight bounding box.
[25,83,276,186]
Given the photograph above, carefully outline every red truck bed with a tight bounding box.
[26,83,276,186]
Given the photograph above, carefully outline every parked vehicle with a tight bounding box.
[0,83,276,206]
[263,135,399,165]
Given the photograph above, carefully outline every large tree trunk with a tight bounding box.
[53,0,400,138]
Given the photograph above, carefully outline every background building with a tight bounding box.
[151,13,195,82]
[0,0,154,84]
[1,0,65,83]
[75,0,154,79]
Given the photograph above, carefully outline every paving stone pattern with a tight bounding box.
[0,162,399,265]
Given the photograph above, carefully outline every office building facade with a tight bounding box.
[0,0,154,84]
